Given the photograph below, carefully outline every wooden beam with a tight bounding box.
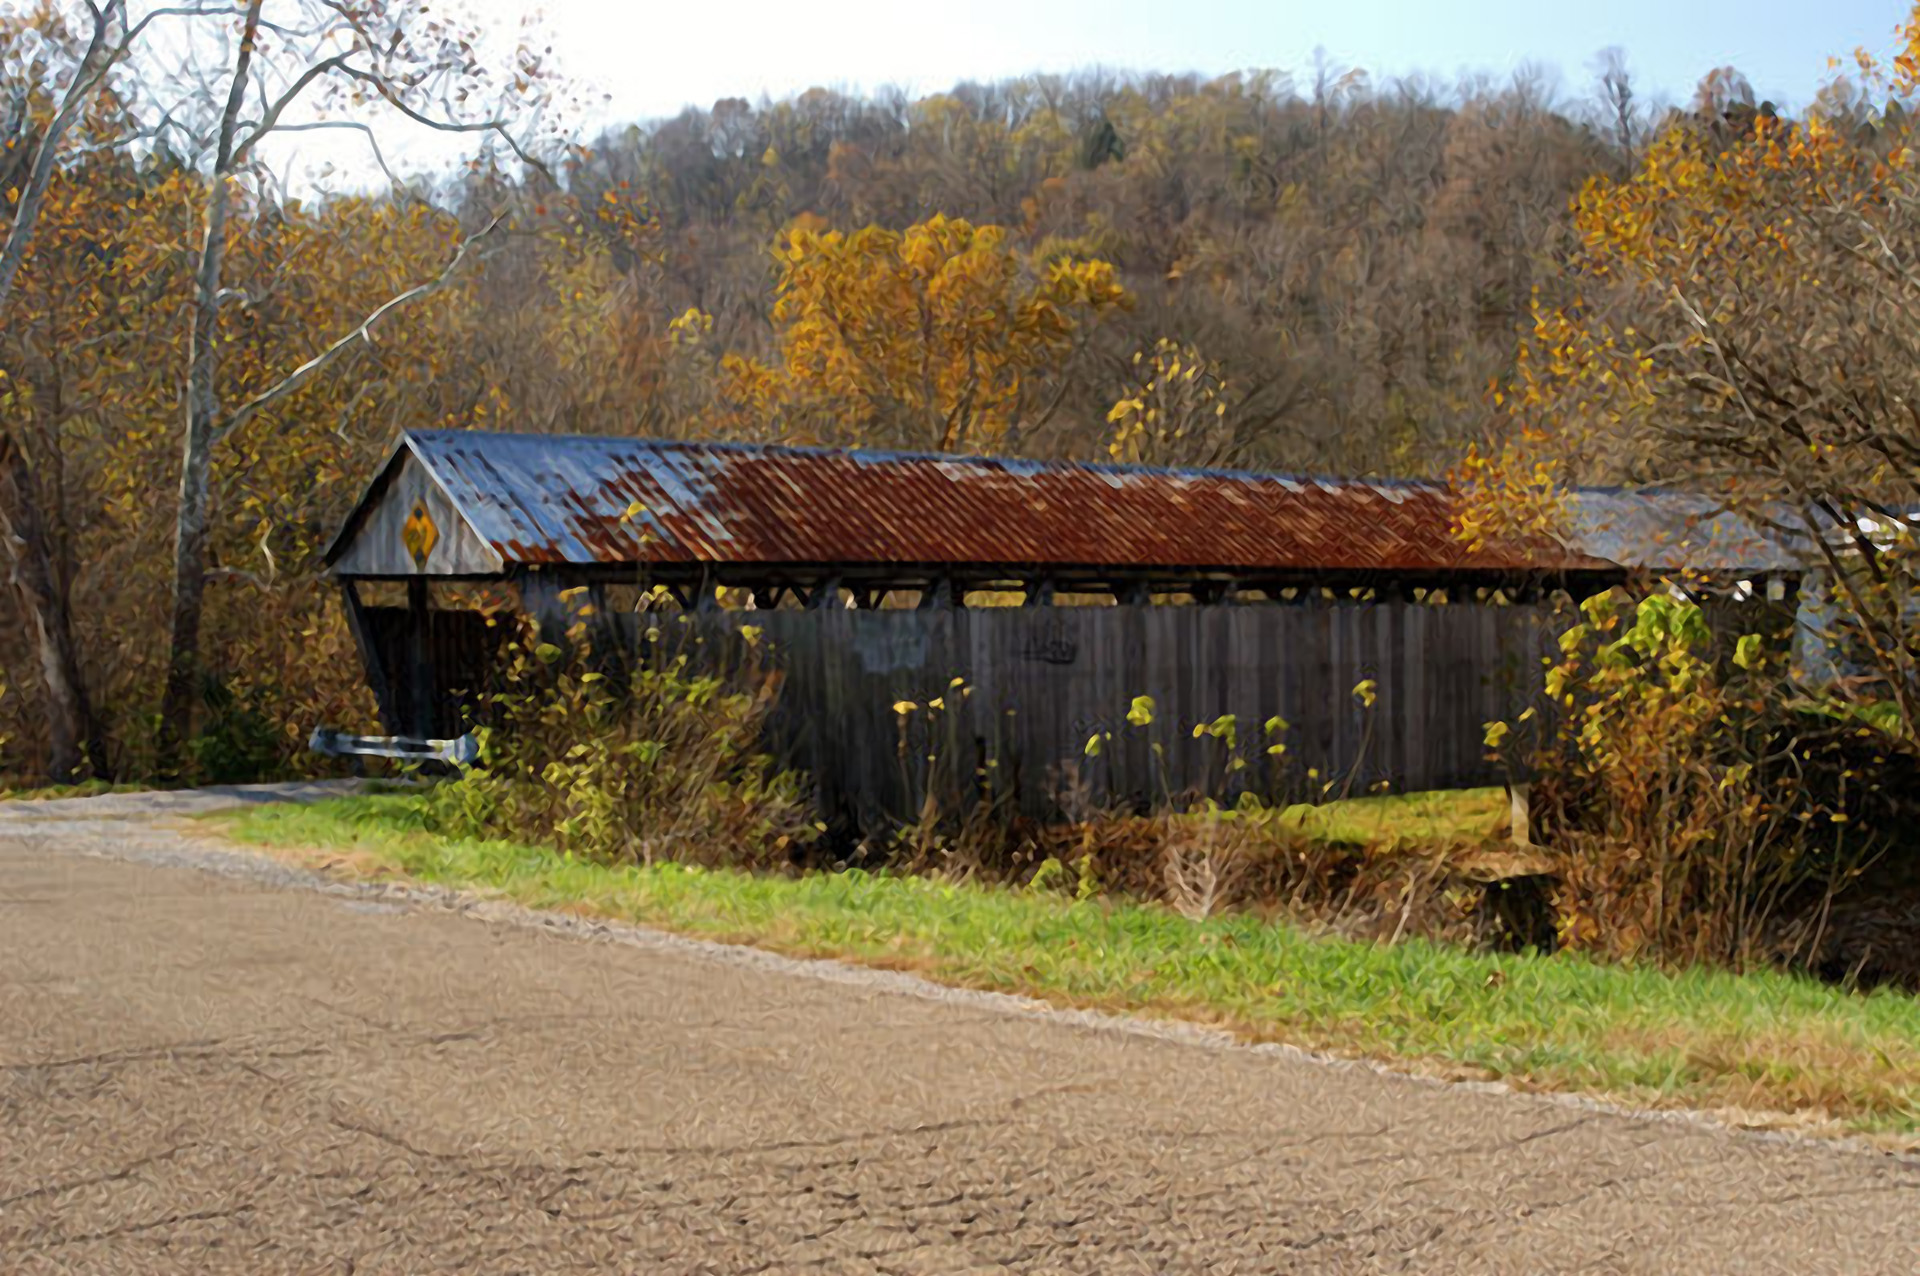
[917,576,960,610]
[406,576,434,739]
[338,579,400,735]
[694,569,722,613]
[805,575,844,610]
[581,580,626,670]
[518,569,574,648]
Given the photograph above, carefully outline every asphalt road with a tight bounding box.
[1,789,1917,1275]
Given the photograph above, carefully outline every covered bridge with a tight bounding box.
[321,430,1752,827]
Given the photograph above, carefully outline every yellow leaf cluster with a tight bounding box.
[1106,337,1232,467]
[718,213,1130,452]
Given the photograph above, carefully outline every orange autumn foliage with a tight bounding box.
[715,214,1130,453]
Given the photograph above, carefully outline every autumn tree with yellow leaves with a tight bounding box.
[0,1,582,782]
[1,153,499,780]
[1467,4,1920,736]
[146,0,576,774]
[715,214,1130,454]
[0,0,133,782]
[13,3,1920,788]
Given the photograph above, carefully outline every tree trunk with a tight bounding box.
[154,1,260,777]
[0,434,109,783]
[153,192,229,775]
[0,6,125,784]
[154,391,214,776]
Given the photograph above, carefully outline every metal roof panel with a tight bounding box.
[333,429,1619,576]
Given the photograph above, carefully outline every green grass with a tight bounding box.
[223,792,1920,1140]
[1271,787,1506,846]
[0,779,155,802]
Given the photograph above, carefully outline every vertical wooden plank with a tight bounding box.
[1209,604,1233,801]
[1019,607,1057,819]
[943,607,966,818]
[962,607,987,813]
[1082,607,1112,813]
[405,577,433,737]
[1119,601,1147,812]
[1271,606,1292,800]
[1267,606,1292,802]
[1431,604,1456,789]
[1375,601,1396,792]
[338,580,400,735]
[1186,606,1209,800]
[790,611,827,829]
[656,595,1559,831]
[1413,598,1428,790]
[1393,599,1409,790]
[1480,603,1500,787]
[1360,599,1378,791]
[1168,608,1191,801]
[1325,603,1346,793]
[1439,605,1464,789]
[1241,607,1263,799]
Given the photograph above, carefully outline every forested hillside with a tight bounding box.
[551,68,1616,471]
[3,0,1915,783]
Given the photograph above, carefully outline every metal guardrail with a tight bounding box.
[308,727,479,768]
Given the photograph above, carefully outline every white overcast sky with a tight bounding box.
[260,0,1914,189]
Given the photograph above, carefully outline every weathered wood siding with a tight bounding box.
[648,604,1552,832]
[331,452,501,577]
[360,606,510,737]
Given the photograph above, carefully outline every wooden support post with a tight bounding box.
[807,575,844,610]
[1508,782,1532,848]
[406,576,434,739]
[519,569,570,648]
[1023,577,1056,607]
[917,576,959,610]
[582,581,623,670]
[695,569,722,613]
[1116,580,1151,607]
[338,579,400,735]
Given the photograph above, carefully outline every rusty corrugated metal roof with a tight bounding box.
[1560,489,1809,574]
[326,429,1614,575]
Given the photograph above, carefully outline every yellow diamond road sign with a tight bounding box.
[402,498,439,569]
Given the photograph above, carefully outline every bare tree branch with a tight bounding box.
[213,213,505,445]
[0,1,124,309]
[228,51,353,167]
[257,119,405,190]
[337,64,557,187]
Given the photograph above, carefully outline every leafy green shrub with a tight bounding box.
[428,623,815,869]
[1507,591,1874,969]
